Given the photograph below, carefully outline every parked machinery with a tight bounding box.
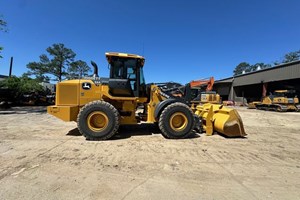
[189,77,221,104]
[48,52,246,140]
[255,90,300,112]
[190,77,214,91]
[156,77,221,105]
[0,88,13,108]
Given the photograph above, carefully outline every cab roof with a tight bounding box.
[105,52,145,60]
[274,90,295,93]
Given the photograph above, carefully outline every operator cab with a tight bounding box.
[273,90,296,98]
[106,52,147,97]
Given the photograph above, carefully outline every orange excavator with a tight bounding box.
[190,77,214,91]
[156,77,219,104]
[189,77,220,104]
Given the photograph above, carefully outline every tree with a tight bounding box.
[0,47,3,59]
[233,49,300,74]
[273,61,280,66]
[0,15,7,32]
[0,75,44,99]
[27,43,76,82]
[249,63,271,72]
[66,60,91,79]
[233,62,251,76]
[282,50,300,63]
[273,50,300,65]
[0,15,8,59]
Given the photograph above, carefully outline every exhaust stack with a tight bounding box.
[91,61,99,78]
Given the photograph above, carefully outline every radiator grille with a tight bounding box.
[57,84,79,105]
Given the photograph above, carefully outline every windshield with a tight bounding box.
[274,92,295,98]
[111,58,137,79]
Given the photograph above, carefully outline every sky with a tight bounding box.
[0,0,300,84]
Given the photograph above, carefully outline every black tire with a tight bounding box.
[276,106,281,112]
[158,102,195,139]
[77,100,119,140]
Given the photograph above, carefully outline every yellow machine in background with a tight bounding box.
[254,90,300,112]
[198,91,221,104]
[189,77,221,105]
[48,52,246,140]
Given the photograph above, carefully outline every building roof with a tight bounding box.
[0,75,9,80]
[214,77,233,84]
[234,60,300,78]
[215,60,300,86]
[233,60,300,86]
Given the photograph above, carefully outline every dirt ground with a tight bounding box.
[0,106,300,200]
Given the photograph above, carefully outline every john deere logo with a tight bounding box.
[82,82,91,90]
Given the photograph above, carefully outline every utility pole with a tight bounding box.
[9,56,13,77]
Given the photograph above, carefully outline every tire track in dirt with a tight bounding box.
[203,149,260,200]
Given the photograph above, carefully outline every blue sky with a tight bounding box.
[1,0,300,84]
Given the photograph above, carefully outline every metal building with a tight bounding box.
[0,74,8,81]
[213,60,300,102]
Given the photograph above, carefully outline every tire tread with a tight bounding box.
[77,100,119,140]
[158,102,195,139]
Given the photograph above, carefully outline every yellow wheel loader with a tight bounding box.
[255,90,300,112]
[48,52,246,140]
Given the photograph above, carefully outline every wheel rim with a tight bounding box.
[87,111,109,132]
[169,112,188,132]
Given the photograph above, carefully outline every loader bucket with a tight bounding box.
[195,103,246,137]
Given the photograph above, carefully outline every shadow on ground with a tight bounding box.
[67,123,200,140]
[0,106,47,114]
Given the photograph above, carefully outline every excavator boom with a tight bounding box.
[190,77,214,91]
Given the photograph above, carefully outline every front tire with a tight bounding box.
[159,102,195,139]
[77,101,119,140]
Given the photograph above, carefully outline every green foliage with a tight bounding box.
[66,60,91,79]
[233,62,250,76]
[0,15,7,59]
[0,15,7,32]
[233,49,300,76]
[0,46,3,59]
[273,50,300,66]
[27,43,91,81]
[0,76,44,98]
[233,62,272,76]
[282,50,300,63]
[249,63,271,72]
[27,43,77,82]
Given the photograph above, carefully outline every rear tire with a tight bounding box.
[159,102,195,139]
[77,101,119,140]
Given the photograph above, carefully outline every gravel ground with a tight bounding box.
[0,106,300,200]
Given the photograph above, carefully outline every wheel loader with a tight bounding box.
[47,52,246,140]
[255,90,300,112]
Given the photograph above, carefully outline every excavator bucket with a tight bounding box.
[195,103,246,137]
